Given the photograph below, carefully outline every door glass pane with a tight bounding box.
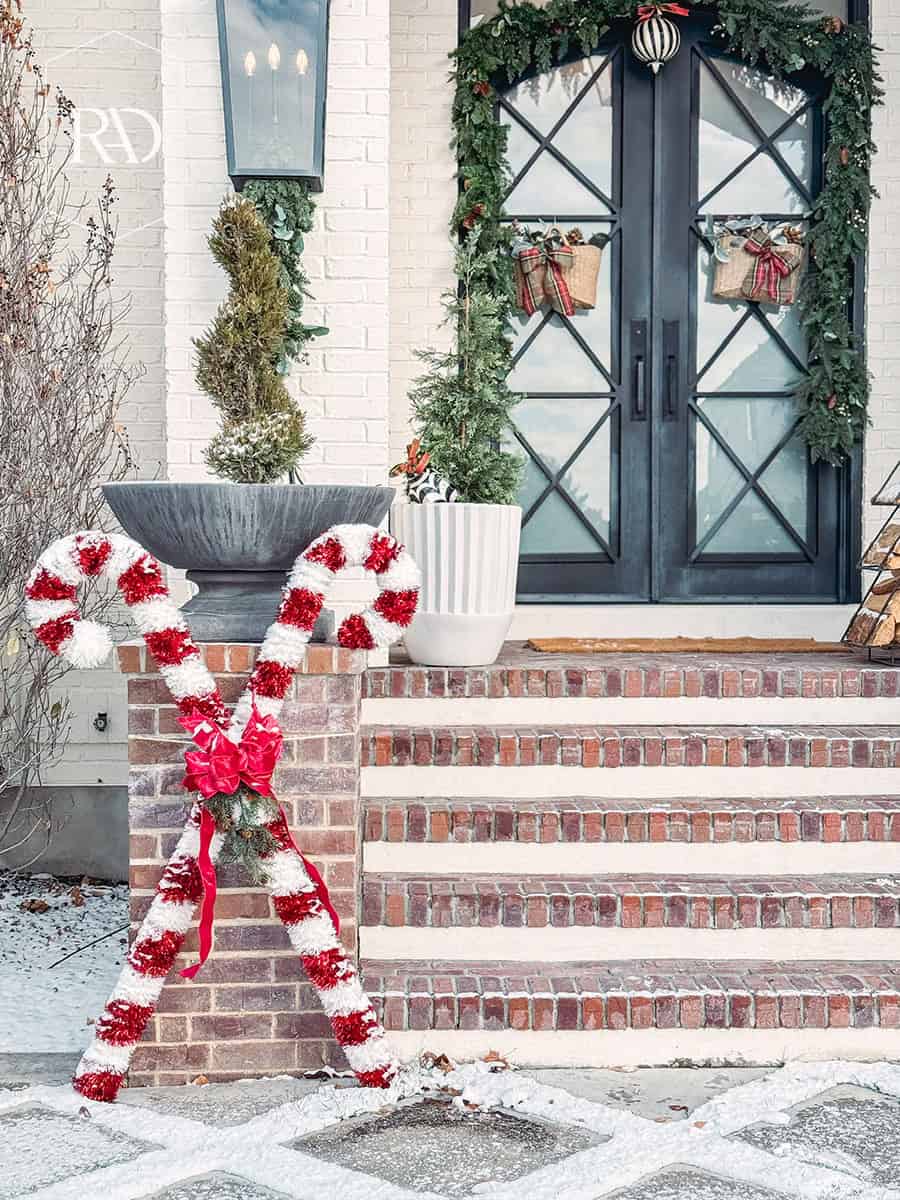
[521,490,605,554]
[561,418,612,543]
[699,320,801,392]
[695,402,809,554]
[515,399,614,553]
[759,433,809,538]
[504,145,611,214]
[775,113,813,184]
[698,396,796,467]
[698,63,810,213]
[501,56,613,200]
[518,456,549,514]
[509,313,610,391]
[707,60,807,135]
[705,491,799,554]
[515,395,600,468]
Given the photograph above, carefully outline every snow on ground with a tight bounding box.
[5,1059,900,1198]
[0,870,127,1052]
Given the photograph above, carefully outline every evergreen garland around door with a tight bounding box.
[451,0,881,466]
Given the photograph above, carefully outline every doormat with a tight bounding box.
[527,637,852,654]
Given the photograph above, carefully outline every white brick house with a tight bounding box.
[30,0,890,784]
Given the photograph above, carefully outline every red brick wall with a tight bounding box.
[122,642,366,1086]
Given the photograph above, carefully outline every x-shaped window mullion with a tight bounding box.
[696,308,754,386]
[690,403,812,560]
[515,404,615,556]
[695,50,814,213]
[500,53,617,213]
[511,303,616,390]
[746,303,807,375]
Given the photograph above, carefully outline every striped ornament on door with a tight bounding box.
[631,10,682,74]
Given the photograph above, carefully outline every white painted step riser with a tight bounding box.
[364,841,900,876]
[362,766,899,800]
[508,604,856,641]
[389,1028,900,1069]
[362,928,900,962]
[363,697,900,726]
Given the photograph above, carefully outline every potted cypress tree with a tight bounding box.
[392,239,522,666]
[104,186,391,641]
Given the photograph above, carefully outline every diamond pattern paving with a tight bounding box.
[3,1064,900,1199]
[295,1098,603,1196]
[604,1167,790,1199]
[142,1174,293,1200]
[0,1104,157,1199]
[120,1076,325,1128]
[736,1085,900,1187]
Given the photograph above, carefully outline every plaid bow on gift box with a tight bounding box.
[742,235,802,304]
[514,241,575,317]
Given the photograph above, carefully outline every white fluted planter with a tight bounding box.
[391,503,522,666]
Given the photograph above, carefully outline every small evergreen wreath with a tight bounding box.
[451,0,881,466]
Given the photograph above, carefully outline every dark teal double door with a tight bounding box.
[501,20,855,604]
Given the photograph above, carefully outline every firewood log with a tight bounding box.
[845,585,900,647]
[863,523,900,569]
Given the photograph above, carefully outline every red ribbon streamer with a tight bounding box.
[744,237,794,302]
[637,3,690,18]
[180,807,218,981]
[178,709,340,980]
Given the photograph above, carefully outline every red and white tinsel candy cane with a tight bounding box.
[25,525,420,1102]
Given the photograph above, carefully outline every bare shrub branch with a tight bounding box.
[0,1,137,862]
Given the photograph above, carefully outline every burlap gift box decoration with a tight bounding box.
[712,223,805,307]
[564,228,604,310]
[512,228,604,315]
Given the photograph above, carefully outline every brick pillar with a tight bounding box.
[122,642,366,1087]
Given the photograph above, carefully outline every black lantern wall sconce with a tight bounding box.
[215,0,330,191]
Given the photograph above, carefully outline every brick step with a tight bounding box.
[362,874,900,931]
[364,797,900,845]
[366,649,900,700]
[361,959,900,1033]
[362,726,900,768]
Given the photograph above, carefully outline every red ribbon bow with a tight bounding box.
[743,237,794,303]
[182,707,282,799]
[178,708,340,980]
[637,3,690,18]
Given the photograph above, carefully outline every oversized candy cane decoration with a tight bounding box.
[26,526,420,1102]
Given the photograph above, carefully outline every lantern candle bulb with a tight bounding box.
[244,50,256,131]
[268,40,281,125]
[296,47,308,121]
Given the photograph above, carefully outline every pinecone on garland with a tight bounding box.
[462,203,485,230]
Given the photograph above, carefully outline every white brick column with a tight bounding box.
[865,5,900,544]
[389,0,457,469]
[160,0,391,484]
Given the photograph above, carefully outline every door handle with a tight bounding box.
[630,319,648,421]
[663,320,679,421]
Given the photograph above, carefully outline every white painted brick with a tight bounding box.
[160,0,389,486]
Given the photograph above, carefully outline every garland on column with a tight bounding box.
[25,526,420,1101]
[452,0,881,465]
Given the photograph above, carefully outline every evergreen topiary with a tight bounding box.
[409,237,523,505]
[194,196,313,483]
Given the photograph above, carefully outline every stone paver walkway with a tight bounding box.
[3,1057,900,1199]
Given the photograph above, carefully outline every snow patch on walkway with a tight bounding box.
[0,871,127,1052]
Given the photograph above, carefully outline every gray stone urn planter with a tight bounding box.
[102,482,393,642]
